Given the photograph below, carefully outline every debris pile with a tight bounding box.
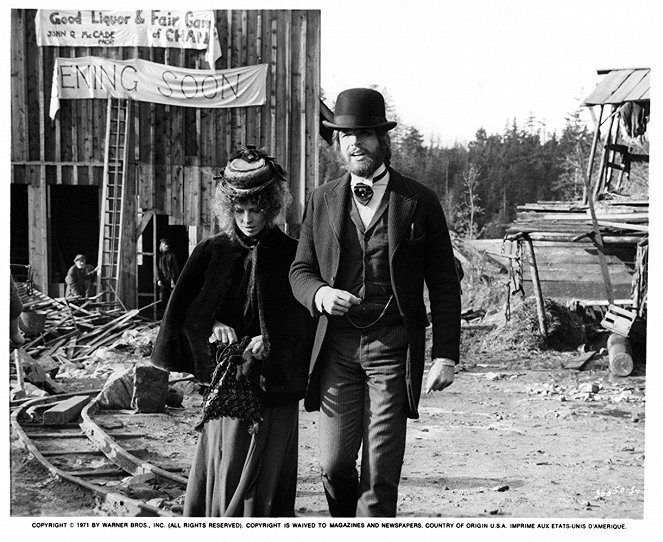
[467,296,589,356]
[11,284,160,402]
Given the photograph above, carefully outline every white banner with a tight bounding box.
[36,10,222,68]
[50,56,268,119]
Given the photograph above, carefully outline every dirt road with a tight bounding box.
[11,350,646,519]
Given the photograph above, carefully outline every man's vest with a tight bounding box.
[330,191,402,328]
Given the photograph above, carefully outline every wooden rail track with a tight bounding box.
[11,391,189,516]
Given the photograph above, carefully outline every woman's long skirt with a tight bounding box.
[183,401,299,517]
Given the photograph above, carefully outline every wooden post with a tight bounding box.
[593,105,617,201]
[578,148,615,304]
[583,105,604,206]
[28,169,49,294]
[523,235,547,339]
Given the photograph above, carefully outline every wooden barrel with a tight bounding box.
[607,333,634,377]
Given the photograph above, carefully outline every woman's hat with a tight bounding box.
[216,146,286,197]
[322,88,397,131]
[74,254,86,262]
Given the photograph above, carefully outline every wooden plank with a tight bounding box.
[304,10,321,199]
[583,70,631,105]
[287,10,306,228]
[42,395,90,426]
[275,10,290,174]
[200,167,215,227]
[11,9,29,161]
[137,164,154,210]
[184,167,201,226]
[27,169,49,293]
[231,11,247,148]
[609,70,650,104]
[245,10,260,147]
[267,12,278,154]
[596,220,648,233]
[626,70,650,102]
[171,166,184,222]
[23,12,43,162]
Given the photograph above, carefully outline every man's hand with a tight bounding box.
[208,321,238,344]
[425,359,456,393]
[319,287,361,316]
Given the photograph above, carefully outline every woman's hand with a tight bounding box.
[243,335,266,361]
[208,321,238,344]
[235,335,266,379]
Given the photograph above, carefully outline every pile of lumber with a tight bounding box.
[12,284,159,398]
[506,199,648,241]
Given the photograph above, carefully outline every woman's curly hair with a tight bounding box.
[212,177,292,237]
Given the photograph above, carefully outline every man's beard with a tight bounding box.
[339,146,384,177]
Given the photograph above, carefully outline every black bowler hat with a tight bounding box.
[322,88,397,131]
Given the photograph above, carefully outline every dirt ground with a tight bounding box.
[10,334,647,519]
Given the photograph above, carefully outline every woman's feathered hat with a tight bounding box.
[216,146,286,197]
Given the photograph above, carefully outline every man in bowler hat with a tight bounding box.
[290,88,461,516]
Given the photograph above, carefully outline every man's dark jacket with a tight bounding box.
[158,250,180,285]
[151,227,316,407]
[289,168,461,418]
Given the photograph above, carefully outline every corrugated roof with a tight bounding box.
[583,68,650,106]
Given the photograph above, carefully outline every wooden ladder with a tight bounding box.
[97,97,131,307]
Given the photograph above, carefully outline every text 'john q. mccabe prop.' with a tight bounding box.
[35,10,222,67]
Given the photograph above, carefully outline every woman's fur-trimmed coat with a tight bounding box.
[151,226,316,407]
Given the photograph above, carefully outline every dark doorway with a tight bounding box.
[137,213,189,319]
[156,214,189,275]
[10,185,29,281]
[49,186,99,292]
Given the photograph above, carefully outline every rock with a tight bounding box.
[578,383,599,394]
[121,473,155,486]
[97,369,134,409]
[485,372,503,381]
[166,387,184,408]
[171,380,196,396]
[132,362,169,413]
[614,390,632,403]
[492,484,509,492]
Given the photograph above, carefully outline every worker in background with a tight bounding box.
[65,254,97,298]
[157,238,180,313]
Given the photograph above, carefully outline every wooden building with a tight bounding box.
[10,9,321,311]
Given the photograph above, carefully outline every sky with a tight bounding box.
[319,0,660,145]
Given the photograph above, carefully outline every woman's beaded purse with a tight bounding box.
[197,336,263,434]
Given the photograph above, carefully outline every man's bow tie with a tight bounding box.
[352,168,387,206]
[353,183,374,205]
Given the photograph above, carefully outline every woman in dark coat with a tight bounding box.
[151,146,315,517]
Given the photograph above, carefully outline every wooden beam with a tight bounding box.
[523,235,547,339]
[583,105,603,205]
[578,149,615,304]
[42,395,90,426]
[134,210,154,242]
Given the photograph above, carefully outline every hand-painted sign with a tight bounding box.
[36,10,222,67]
[49,57,268,119]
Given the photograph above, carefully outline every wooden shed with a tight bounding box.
[504,68,649,331]
[10,9,321,312]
